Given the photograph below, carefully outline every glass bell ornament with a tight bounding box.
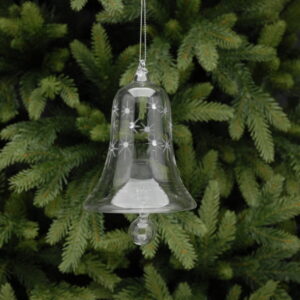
[84,60,197,245]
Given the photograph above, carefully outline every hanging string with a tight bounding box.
[139,0,147,65]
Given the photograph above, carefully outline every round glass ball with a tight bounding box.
[128,214,156,246]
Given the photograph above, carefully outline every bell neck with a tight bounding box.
[134,59,149,82]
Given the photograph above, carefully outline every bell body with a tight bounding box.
[84,70,196,214]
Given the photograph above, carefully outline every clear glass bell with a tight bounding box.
[84,61,196,244]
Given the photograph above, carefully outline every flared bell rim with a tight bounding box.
[83,178,197,214]
[83,200,197,214]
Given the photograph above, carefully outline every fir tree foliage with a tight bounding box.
[30,282,96,300]
[0,0,299,299]
[0,2,70,121]
[0,283,16,300]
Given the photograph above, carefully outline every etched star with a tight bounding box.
[162,138,171,153]
[160,105,168,117]
[148,99,160,111]
[129,119,140,133]
[107,140,118,162]
[141,123,153,134]
[112,103,119,116]
[151,139,158,147]
[122,101,131,117]
[119,139,132,157]
[147,137,161,149]
[147,137,162,159]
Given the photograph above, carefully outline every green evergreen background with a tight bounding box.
[0,0,300,299]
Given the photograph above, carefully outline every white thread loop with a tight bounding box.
[139,0,147,65]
